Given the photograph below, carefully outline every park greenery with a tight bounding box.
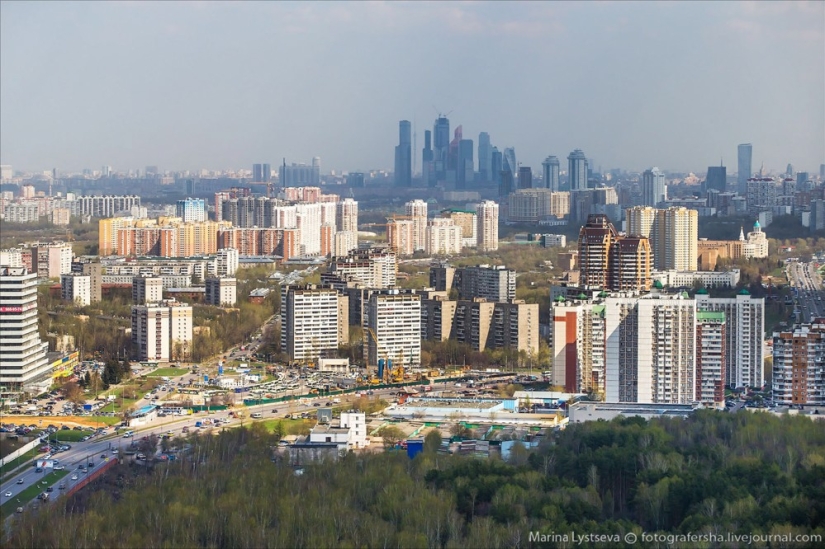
[7,411,823,548]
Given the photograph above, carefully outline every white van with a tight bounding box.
[251,412,262,419]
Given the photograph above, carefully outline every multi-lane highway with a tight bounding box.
[787,260,824,323]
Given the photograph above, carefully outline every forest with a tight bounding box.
[6,411,824,548]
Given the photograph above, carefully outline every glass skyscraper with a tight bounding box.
[568,149,588,191]
[642,167,667,207]
[394,120,412,187]
[737,143,752,196]
[542,156,560,191]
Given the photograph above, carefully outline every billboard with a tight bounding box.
[36,460,55,469]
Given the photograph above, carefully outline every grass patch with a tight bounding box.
[49,430,89,442]
[147,368,189,378]
[246,418,315,437]
[0,469,69,519]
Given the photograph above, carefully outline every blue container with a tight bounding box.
[378,359,385,379]
[406,439,424,459]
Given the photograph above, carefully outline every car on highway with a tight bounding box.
[17,479,24,484]
[71,475,78,480]
[4,491,11,497]
[35,467,43,473]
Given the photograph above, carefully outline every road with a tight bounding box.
[1,382,425,521]
[786,260,824,323]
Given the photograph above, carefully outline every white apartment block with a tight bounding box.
[0,267,51,396]
[0,249,23,267]
[405,199,428,251]
[605,293,696,404]
[132,275,164,304]
[131,300,193,362]
[652,269,740,289]
[695,292,764,388]
[74,195,141,217]
[3,203,41,223]
[476,200,499,252]
[176,198,207,223]
[367,291,421,368]
[60,273,91,306]
[281,286,343,362]
[333,231,358,257]
[295,202,322,255]
[216,248,239,277]
[425,218,462,256]
[542,234,567,248]
[205,277,237,306]
[336,198,359,233]
[33,243,73,278]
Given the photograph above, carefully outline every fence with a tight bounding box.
[0,437,41,468]
[241,379,432,407]
[63,457,119,499]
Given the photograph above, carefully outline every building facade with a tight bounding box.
[772,322,825,406]
[205,277,237,306]
[367,291,421,368]
[60,273,91,306]
[696,311,726,408]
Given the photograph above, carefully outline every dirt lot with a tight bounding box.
[1,416,112,428]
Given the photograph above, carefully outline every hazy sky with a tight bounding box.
[2,1,823,175]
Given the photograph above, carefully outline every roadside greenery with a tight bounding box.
[6,411,823,548]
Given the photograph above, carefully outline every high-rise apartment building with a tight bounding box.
[745,177,778,215]
[476,200,499,252]
[609,237,652,292]
[74,195,141,218]
[175,198,206,223]
[32,243,72,279]
[737,143,752,196]
[441,210,477,248]
[656,207,698,271]
[695,292,764,388]
[542,156,560,191]
[425,218,462,255]
[478,132,492,182]
[394,120,412,187]
[81,262,104,303]
[696,311,726,408]
[131,300,193,362]
[386,219,415,256]
[281,285,347,363]
[550,301,606,394]
[578,214,618,289]
[429,264,455,292]
[346,172,365,188]
[641,167,667,207]
[456,265,516,302]
[568,149,588,191]
[605,294,696,404]
[336,198,358,233]
[132,275,164,305]
[772,322,825,406]
[280,161,321,187]
[405,199,428,252]
[252,163,271,183]
[205,277,237,306]
[367,291,421,368]
[325,248,397,289]
[0,267,51,395]
[60,273,91,306]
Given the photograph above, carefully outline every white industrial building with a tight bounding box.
[308,411,368,451]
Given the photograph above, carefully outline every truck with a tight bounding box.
[332,398,340,404]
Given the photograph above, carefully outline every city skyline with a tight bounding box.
[1,1,823,174]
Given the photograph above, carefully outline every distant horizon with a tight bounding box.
[2,2,823,175]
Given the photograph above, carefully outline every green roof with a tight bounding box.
[653,280,664,289]
[577,293,588,300]
[697,311,725,322]
[681,291,690,299]
[738,288,750,295]
[554,295,566,302]
[598,291,609,298]
[592,305,606,316]
[696,288,709,294]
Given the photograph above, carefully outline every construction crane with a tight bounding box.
[363,327,382,384]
